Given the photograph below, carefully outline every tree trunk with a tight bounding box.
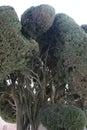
[16,100,24,130]
[31,123,38,130]
[16,100,39,130]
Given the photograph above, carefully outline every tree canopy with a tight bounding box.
[0,4,87,130]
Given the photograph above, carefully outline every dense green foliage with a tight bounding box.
[37,13,87,99]
[0,4,87,130]
[0,96,16,123]
[0,6,39,81]
[21,4,55,39]
[39,104,86,130]
[52,14,87,99]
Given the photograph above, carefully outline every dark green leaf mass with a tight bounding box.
[0,96,16,123]
[39,104,86,130]
[21,4,55,39]
[1,4,87,130]
[0,6,39,81]
[45,13,87,99]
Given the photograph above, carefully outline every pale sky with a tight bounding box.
[0,0,87,24]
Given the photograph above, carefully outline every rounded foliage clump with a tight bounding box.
[39,104,86,130]
[0,6,39,81]
[28,13,87,103]
[50,13,87,98]
[21,4,55,39]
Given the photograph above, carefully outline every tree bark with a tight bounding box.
[16,100,24,130]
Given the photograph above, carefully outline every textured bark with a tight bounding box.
[16,101,24,130]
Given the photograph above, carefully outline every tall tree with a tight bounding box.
[0,5,87,130]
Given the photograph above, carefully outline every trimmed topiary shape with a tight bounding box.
[36,13,87,103]
[39,104,86,130]
[49,13,87,99]
[21,4,55,39]
[0,6,39,81]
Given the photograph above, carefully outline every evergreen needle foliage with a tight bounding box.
[0,4,87,130]
[39,104,86,130]
[0,6,39,81]
[21,4,55,39]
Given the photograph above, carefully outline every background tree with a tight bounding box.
[0,4,87,130]
[81,24,87,33]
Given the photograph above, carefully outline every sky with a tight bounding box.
[0,0,87,25]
